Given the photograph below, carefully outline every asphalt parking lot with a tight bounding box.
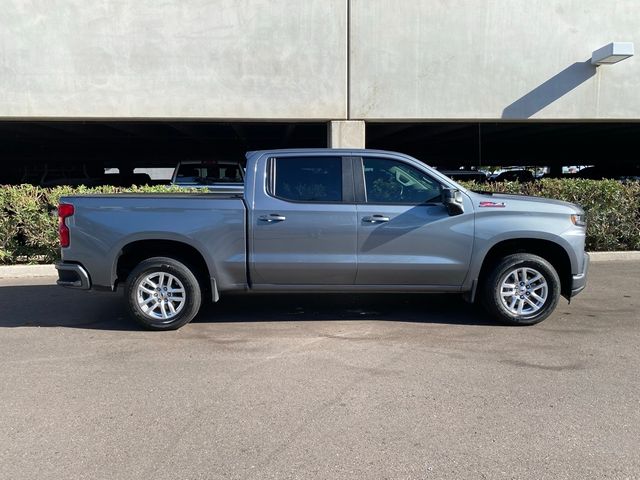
[1,260,638,480]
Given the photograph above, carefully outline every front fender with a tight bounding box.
[463,211,584,294]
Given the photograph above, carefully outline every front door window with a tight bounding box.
[363,158,441,204]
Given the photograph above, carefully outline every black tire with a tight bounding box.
[480,253,560,326]
[125,257,202,331]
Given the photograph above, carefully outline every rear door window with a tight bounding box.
[272,157,343,202]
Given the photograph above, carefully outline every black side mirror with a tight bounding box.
[441,188,464,216]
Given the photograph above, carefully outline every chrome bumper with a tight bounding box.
[56,262,91,290]
[570,252,589,297]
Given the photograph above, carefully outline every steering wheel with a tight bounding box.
[395,170,413,187]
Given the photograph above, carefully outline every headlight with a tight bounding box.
[571,214,587,227]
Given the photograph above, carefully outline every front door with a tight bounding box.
[251,155,357,285]
[354,157,474,286]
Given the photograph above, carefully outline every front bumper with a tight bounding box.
[55,262,91,290]
[570,252,589,297]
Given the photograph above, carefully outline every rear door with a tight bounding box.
[250,154,357,285]
[354,156,474,286]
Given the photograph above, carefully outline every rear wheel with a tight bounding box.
[126,257,201,330]
[481,253,560,325]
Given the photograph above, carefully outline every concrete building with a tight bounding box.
[1,0,639,181]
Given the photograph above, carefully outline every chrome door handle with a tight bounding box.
[259,214,286,222]
[362,215,390,223]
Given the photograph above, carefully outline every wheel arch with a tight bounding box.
[474,238,573,301]
[114,239,219,301]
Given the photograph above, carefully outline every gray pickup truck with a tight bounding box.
[56,149,589,330]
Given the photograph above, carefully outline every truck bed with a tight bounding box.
[60,194,248,292]
[70,192,243,199]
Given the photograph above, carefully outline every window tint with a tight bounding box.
[363,158,441,204]
[273,157,343,202]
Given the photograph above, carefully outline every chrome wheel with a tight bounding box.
[499,267,548,316]
[136,272,186,321]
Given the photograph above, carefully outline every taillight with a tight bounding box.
[58,203,74,248]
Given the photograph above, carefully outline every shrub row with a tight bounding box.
[0,184,191,264]
[1,179,638,264]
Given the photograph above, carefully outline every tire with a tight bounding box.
[480,253,560,326]
[125,257,202,330]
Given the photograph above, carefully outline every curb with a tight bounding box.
[1,251,639,279]
[0,264,57,279]
[588,251,640,262]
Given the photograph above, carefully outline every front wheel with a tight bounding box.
[126,257,202,330]
[481,253,560,326]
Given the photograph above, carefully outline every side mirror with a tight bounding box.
[441,188,464,216]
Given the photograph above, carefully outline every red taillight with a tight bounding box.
[58,204,74,248]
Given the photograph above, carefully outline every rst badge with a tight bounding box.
[479,201,506,208]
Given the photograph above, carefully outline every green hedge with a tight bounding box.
[1,179,638,264]
[0,184,192,264]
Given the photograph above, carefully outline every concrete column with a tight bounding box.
[327,120,366,148]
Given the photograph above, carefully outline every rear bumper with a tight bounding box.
[570,252,589,297]
[55,262,91,290]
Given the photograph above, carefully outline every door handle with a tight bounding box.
[259,214,286,222]
[362,215,390,223]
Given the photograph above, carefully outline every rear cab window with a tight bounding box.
[175,161,244,185]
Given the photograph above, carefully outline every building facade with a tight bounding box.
[1,0,639,175]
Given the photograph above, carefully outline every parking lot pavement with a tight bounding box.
[0,261,638,480]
